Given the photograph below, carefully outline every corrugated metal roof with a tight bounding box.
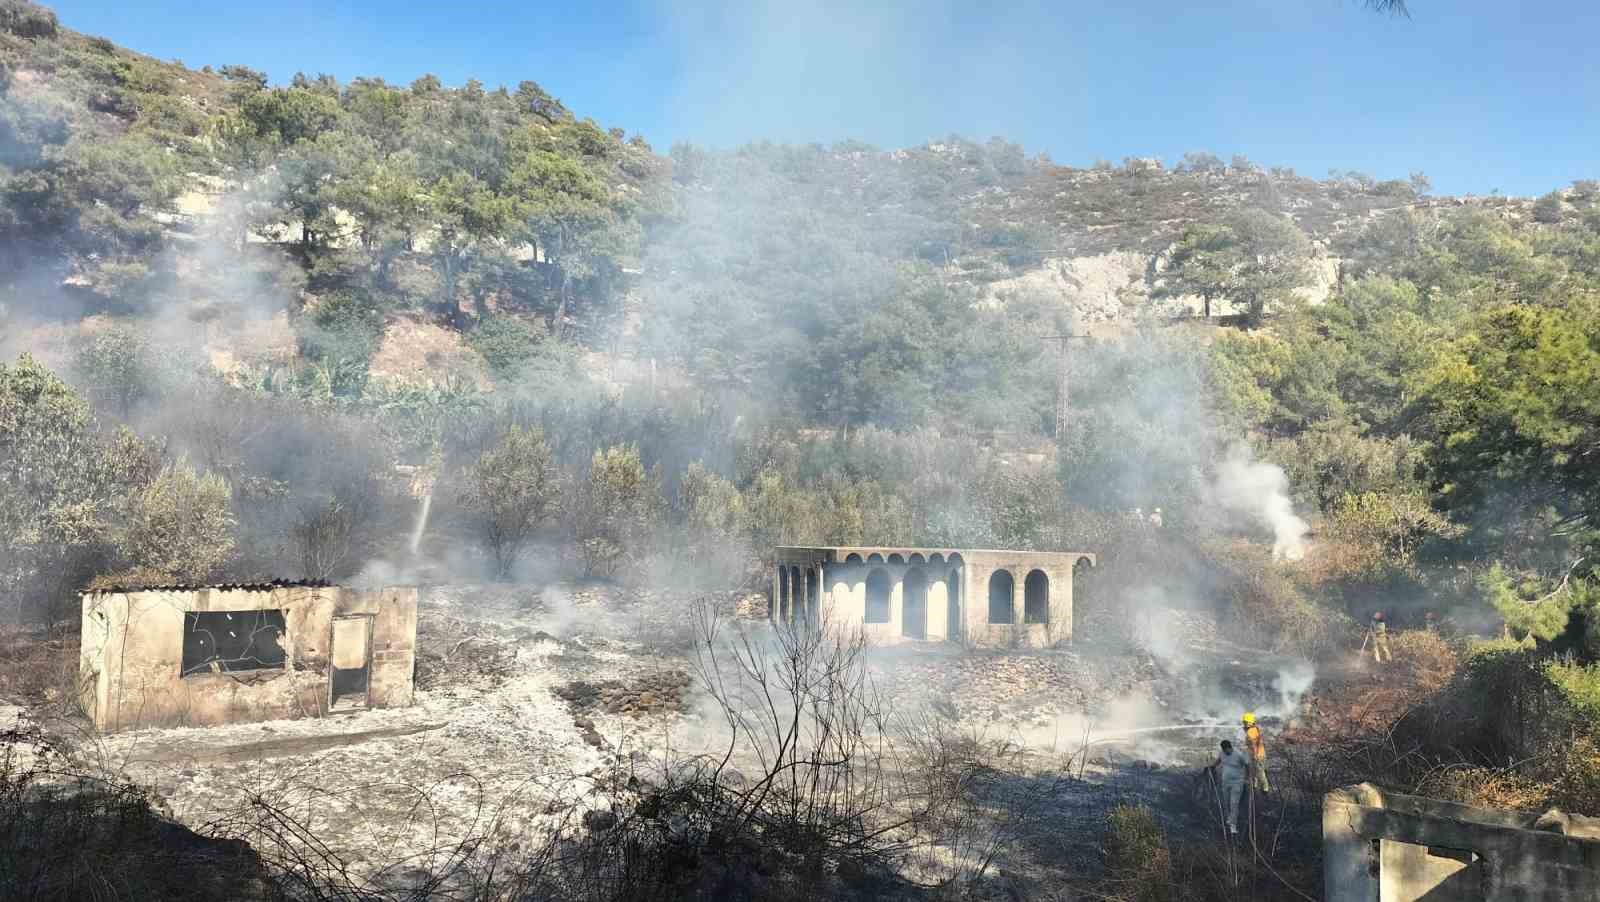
[81,579,333,595]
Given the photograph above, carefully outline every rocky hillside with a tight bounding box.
[4,0,1584,429]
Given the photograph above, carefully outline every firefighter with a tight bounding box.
[1206,739,1250,835]
[1241,712,1270,794]
[1369,611,1393,663]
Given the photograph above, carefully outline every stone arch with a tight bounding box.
[804,569,818,627]
[908,553,926,565]
[1024,569,1049,624]
[946,568,961,642]
[947,552,964,569]
[845,553,864,564]
[887,553,905,565]
[988,570,1015,624]
[776,565,790,623]
[928,552,946,567]
[867,553,885,563]
[865,568,892,624]
[1072,556,1094,627]
[902,567,928,639]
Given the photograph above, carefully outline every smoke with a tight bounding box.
[1210,445,1311,561]
[1273,658,1316,714]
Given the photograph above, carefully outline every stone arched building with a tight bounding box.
[771,546,1095,649]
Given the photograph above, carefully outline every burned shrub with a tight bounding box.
[0,0,57,38]
[0,725,270,900]
[518,762,917,902]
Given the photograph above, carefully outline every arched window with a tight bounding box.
[803,569,818,627]
[1024,569,1049,624]
[790,566,803,623]
[865,568,892,624]
[776,565,790,623]
[902,567,928,639]
[988,570,1015,624]
[946,568,961,641]
[1073,556,1095,627]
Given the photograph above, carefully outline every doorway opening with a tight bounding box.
[330,615,373,712]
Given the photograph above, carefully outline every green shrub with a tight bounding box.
[458,426,561,580]
[1454,644,1561,761]
[72,323,155,417]
[675,462,747,587]
[114,460,236,581]
[465,315,576,383]
[296,292,386,398]
[1545,658,1600,738]
[573,444,662,580]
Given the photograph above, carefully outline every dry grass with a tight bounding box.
[0,627,79,712]
[1415,766,1550,811]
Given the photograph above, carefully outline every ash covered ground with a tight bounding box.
[62,585,1314,889]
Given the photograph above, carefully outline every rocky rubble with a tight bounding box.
[553,671,693,719]
[866,646,1164,726]
[552,670,693,750]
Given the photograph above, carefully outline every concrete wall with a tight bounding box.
[1324,783,1600,902]
[772,547,1094,650]
[80,585,417,733]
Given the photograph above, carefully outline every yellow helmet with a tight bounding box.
[1241,712,1256,724]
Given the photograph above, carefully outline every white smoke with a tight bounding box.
[1273,659,1316,715]
[1210,446,1310,561]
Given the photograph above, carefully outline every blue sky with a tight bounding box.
[47,0,1599,197]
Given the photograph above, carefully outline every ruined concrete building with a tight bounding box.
[79,582,418,733]
[772,546,1095,648]
[1324,783,1600,901]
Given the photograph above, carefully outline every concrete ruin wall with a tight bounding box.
[79,584,418,733]
[771,547,1094,649]
[1324,782,1600,902]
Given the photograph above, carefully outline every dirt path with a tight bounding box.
[143,722,449,766]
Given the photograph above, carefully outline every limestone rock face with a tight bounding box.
[979,248,1340,327]
[980,252,1151,325]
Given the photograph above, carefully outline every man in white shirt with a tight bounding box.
[1207,739,1250,835]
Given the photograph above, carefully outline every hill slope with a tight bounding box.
[4,0,1595,437]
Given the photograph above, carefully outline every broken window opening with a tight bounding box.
[181,610,287,676]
